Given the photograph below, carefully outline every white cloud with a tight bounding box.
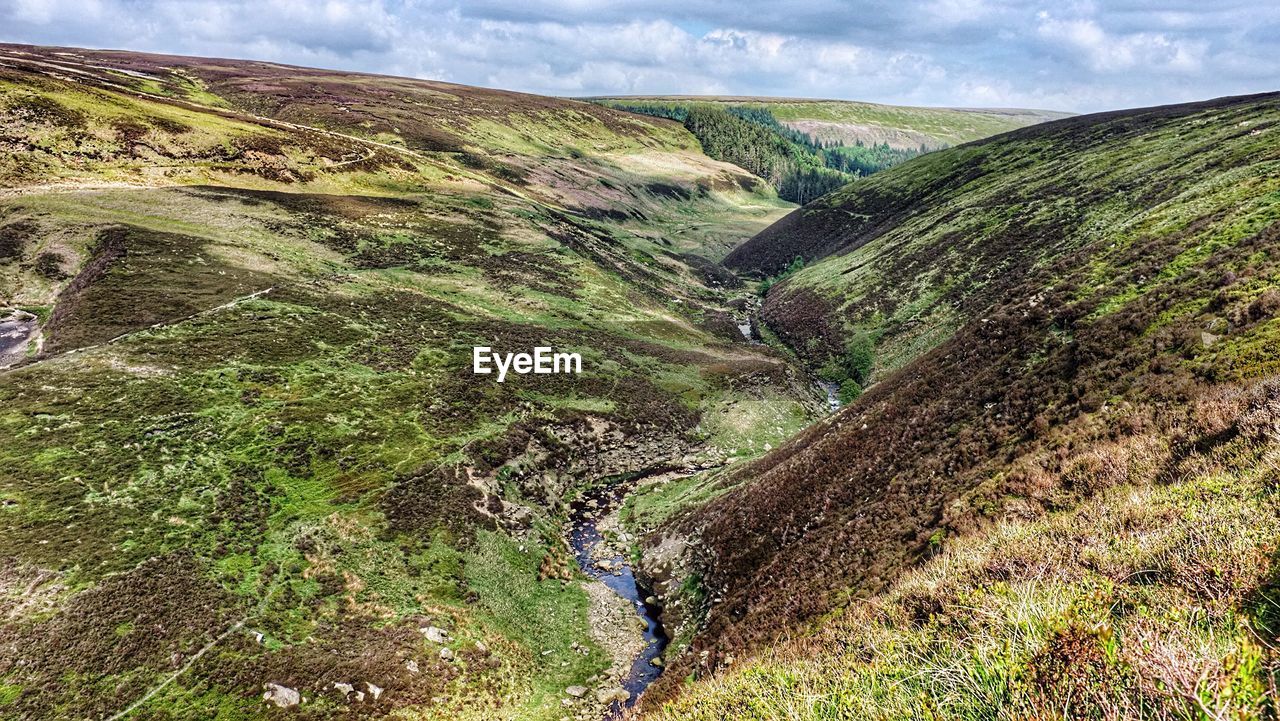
[1035,12,1207,74]
[0,0,1275,112]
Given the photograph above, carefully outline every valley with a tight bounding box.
[0,41,1278,721]
[0,43,820,720]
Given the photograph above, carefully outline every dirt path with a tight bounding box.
[0,286,274,374]
[103,563,286,720]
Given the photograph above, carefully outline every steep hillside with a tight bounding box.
[638,93,1280,716]
[0,45,817,720]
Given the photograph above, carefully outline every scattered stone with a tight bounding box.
[262,683,301,708]
[650,656,664,668]
[422,626,449,643]
[565,685,588,698]
[333,682,354,698]
[596,687,629,704]
[440,647,454,661]
[475,640,489,653]
[644,596,658,605]
[366,682,383,701]
[405,659,419,674]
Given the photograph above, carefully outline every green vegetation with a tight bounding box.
[815,331,874,395]
[757,255,805,295]
[650,430,1280,720]
[0,44,819,720]
[644,93,1280,719]
[622,472,732,533]
[596,97,1065,203]
[597,100,915,204]
[731,94,1280,387]
[595,97,1063,150]
[5,42,1278,721]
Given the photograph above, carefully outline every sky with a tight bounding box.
[1,0,1277,113]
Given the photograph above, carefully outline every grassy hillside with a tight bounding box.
[0,44,818,720]
[637,93,1280,717]
[593,96,1068,151]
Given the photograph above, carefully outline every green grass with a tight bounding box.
[595,96,1065,149]
[649,443,1280,720]
[0,53,821,720]
[755,96,1280,388]
[462,531,610,719]
[622,471,733,533]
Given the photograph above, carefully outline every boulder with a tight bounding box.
[262,683,301,708]
[421,626,449,644]
[596,686,630,704]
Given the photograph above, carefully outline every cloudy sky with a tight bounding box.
[2,0,1277,112]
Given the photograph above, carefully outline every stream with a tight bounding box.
[817,379,842,413]
[568,482,668,716]
[0,308,39,369]
[736,312,840,414]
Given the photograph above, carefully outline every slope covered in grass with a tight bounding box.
[635,92,1280,715]
[594,96,1067,151]
[649,392,1280,719]
[0,45,817,720]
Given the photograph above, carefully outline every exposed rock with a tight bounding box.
[582,580,646,678]
[405,659,419,674]
[596,686,630,704]
[366,682,383,701]
[440,647,454,661]
[565,685,588,698]
[422,625,449,643]
[333,681,354,698]
[262,682,301,708]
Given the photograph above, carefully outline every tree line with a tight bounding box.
[596,101,930,204]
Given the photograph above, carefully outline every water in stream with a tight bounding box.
[817,379,842,413]
[0,309,38,368]
[568,483,668,715]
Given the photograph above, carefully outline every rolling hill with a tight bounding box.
[0,44,824,720]
[592,96,1070,151]
[636,92,1280,718]
[4,40,1274,721]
